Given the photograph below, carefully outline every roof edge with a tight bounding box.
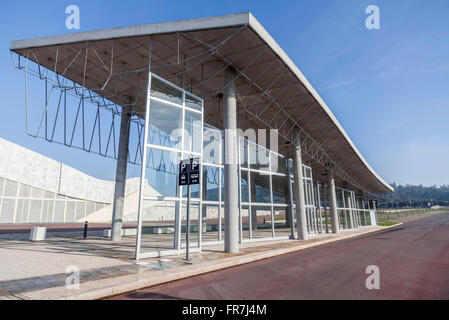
[247,13,393,193]
[10,12,251,50]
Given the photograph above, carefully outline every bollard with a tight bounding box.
[83,221,88,239]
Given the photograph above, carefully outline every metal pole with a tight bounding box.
[83,221,88,239]
[186,184,191,260]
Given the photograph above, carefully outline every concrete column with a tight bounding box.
[223,67,239,253]
[293,145,307,240]
[286,159,295,237]
[111,107,131,241]
[347,193,354,229]
[327,170,339,234]
[316,182,323,233]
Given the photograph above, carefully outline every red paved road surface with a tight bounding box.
[111,213,449,300]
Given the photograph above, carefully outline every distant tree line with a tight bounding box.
[376,183,449,208]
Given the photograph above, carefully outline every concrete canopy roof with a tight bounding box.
[10,12,393,194]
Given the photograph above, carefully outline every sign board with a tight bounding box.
[178,158,200,186]
[178,157,201,261]
[179,159,190,186]
[189,158,200,185]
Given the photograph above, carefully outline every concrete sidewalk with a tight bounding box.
[0,223,406,300]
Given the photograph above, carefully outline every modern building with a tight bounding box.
[8,12,393,258]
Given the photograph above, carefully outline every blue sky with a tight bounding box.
[0,0,448,186]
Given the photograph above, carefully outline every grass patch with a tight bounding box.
[378,221,399,226]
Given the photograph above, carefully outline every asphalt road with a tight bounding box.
[110,212,449,300]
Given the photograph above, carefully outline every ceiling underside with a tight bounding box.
[10,13,393,194]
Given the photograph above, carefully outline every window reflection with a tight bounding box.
[203,125,221,165]
[148,100,182,149]
[184,111,202,153]
[185,92,202,111]
[151,76,183,105]
[250,171,271,203]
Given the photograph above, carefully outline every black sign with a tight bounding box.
[189,158,200,185]
[178,158,201,186]
[179,159,190,186]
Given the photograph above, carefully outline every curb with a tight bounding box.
[63,223,402,300]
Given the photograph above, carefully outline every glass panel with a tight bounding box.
[249,142,270,171]
[181,201,199,248]
[221,132,225,165]
[241,170,249,203]
[336,189,344,208]
[182,182,200,199]
[338,209,346,229]
[321,184,329,208]
[184,110,202,154]
[241,205,250,240]
[306,167,312,178]
[302,166,312,178]
[151,76,183,105]
[365,211,372,226]
[146,149,180,197]
[201,204,220,243]
[306,207,317,234]
[221,167,224,202]
[148,100,182,149]
[250,205,273,239]
[185,92,202,111]
[316,206,323,233]
[138,200,176,251]
[271,153,287,175]
[250,171,271,204]
[239,138,249,168]
[203,125,221,165]
[202,166,219,202]
[303,180,314,206]
[287,159,293,176]
[273,206,291,238]
[272,175,289,204]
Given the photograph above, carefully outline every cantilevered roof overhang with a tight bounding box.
[10,12,393,194]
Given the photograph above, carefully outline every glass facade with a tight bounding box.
[135,72,375,258]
